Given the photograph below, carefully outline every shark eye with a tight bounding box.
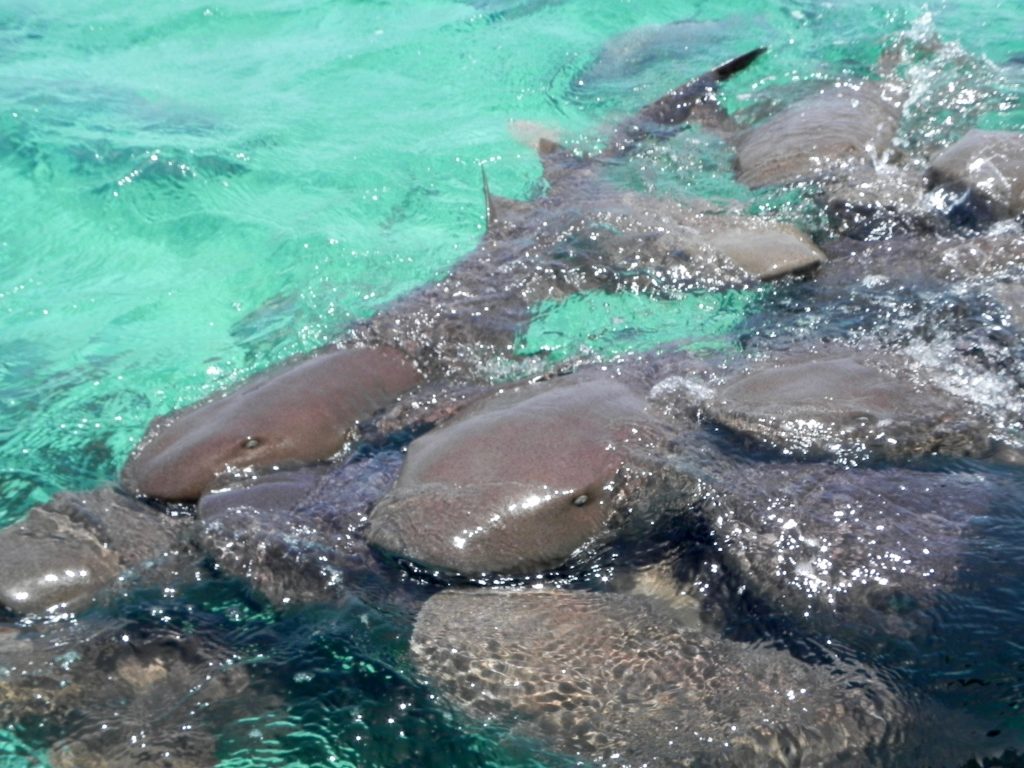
[572,494,589,507]
[241,436,261,450]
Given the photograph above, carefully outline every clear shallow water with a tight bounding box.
[0,0,1022,765]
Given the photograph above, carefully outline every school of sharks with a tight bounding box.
[1,19,1023,768]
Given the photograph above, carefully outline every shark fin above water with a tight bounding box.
[485,46,769,202]
[603,46,768,157]
[481,166,530,234]
[482,47,766,201]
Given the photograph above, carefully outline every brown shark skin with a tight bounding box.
[0,487,188,616]
[926,129,1024,223]
[369,343,1003,630]
[702,352,995,463]
[367,374,666,577]
[412,589,914,767]
[0,619,252,768]
[121,345,421,501]
[195,451,419,613]
[734,80,903,189]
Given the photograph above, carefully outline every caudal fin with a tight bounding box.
[712,47,768,81]
[602,46,767,157]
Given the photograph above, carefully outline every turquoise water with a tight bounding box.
[1,0,1022,765]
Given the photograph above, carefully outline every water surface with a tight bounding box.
[1,0,1022,765]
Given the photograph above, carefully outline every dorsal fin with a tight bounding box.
[482,166,496,228]
[602,46,767,158]
[481,167,526,234]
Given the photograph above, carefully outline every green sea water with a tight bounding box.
[1,0,1022,765]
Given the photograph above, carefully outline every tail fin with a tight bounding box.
[712,47,768,80]
[602,47,767,157]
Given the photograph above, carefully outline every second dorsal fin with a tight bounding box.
[536,136,563,157]
[535,136,584,183]
[506,120,578,183]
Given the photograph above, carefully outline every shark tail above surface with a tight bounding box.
[711,46,769,81]
[479,47,768,217]
[603,46,768,157]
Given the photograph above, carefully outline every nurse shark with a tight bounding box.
[118,47,836,504]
